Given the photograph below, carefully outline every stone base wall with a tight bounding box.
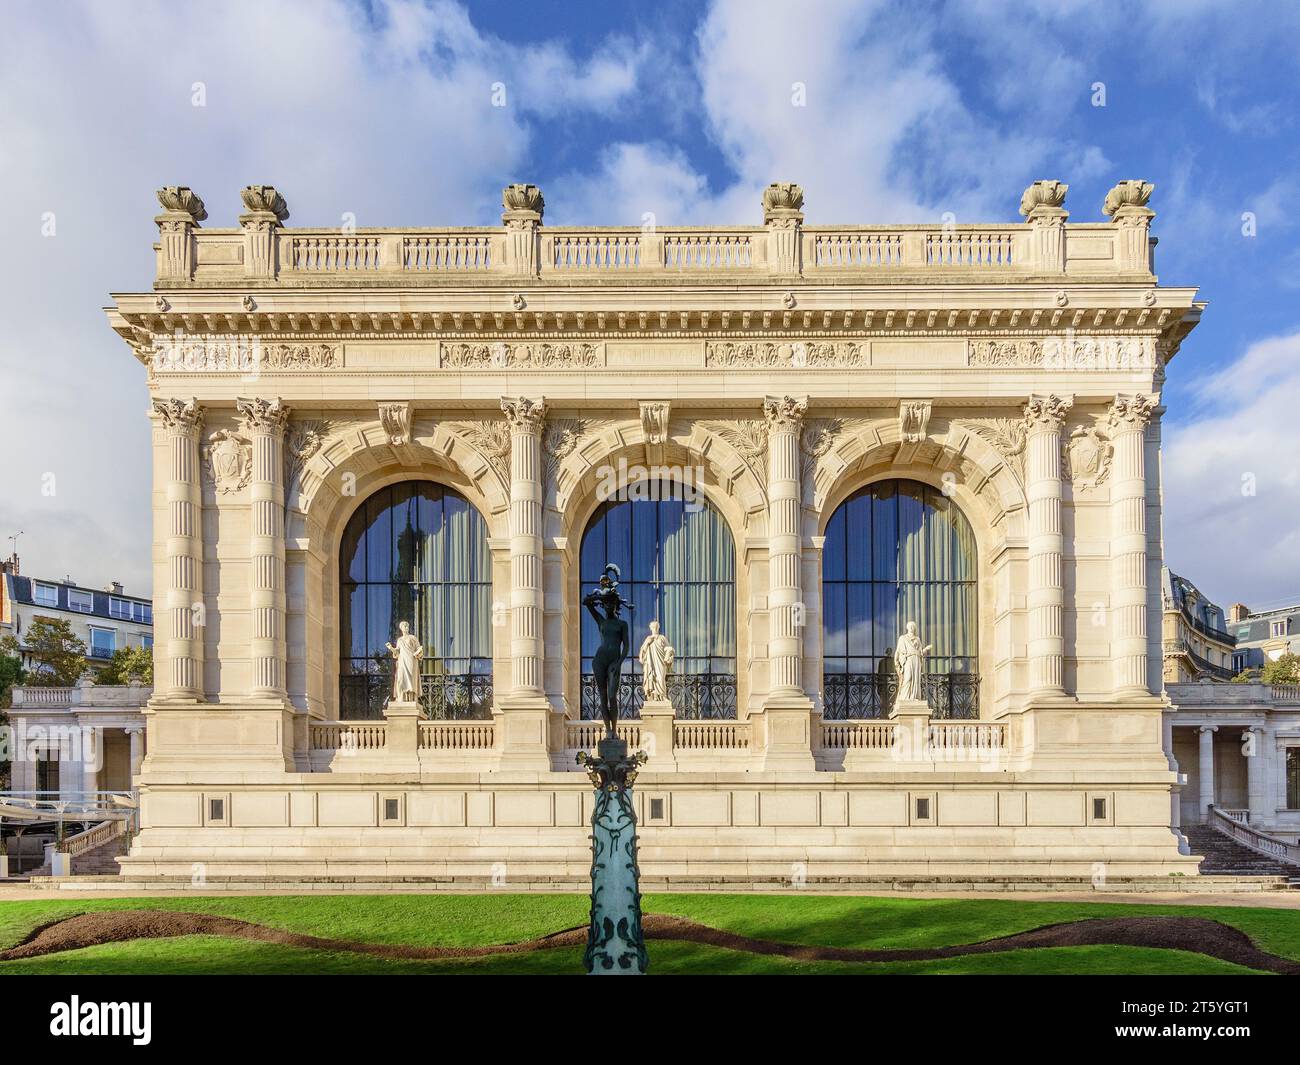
[119,770,1198,880]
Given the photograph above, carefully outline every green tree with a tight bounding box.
[98,644,153,685]
[0,617,86,687]
[1260,652,1300,686]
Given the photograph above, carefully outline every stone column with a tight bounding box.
[125,727,144,785]
[151,398,205,701]
[1023,393,1072,697]
[497,397,553,769]
[756,396,815,770]
[1198,725,1217,823]
[237,397,291,701]
[1108,394,1157,696]
[1245,725,1266,823]
[764,395,808,698]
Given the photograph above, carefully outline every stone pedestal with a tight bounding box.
[752,697,817,771]
[638,699,677,770]
[493,696,555,771]
[577,736,648,975]
[888,698,933,766]
[381,699,422,774]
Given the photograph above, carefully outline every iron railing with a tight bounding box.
[822,672,980,720]
[339,672,493,720]
[580,672,738,721]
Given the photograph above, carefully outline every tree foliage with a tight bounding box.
[98,644,154,685]
[0,617,87,687]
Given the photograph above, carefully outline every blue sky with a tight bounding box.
[1,0,1298,609]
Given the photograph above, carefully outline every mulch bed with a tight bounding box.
[1,910,1296,973]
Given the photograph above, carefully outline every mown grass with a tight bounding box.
[0,893,1294,975]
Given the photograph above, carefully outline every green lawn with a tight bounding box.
[0,893,1295,975]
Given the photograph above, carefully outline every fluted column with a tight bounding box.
[238,397,290,701]
[1109,393,1156,696]
[764,395,808,699]
[151,398,205,701]
[1023,393,1072,696]
[1198,725,1217,823]
[501,397,546,698]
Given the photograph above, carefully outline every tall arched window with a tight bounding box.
[339,482,492,719]
[580,485,736,719]
[822,479,978,719]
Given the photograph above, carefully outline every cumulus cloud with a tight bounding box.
[0,0,645,590]
[1163,332,1300,606]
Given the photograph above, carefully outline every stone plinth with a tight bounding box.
[637,699,677,770]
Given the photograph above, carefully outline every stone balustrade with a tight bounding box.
[149,180,1156,287]
[10,683,152,709]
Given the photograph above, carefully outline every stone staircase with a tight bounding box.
[1183,825,1299,878]
[24,825,129,879]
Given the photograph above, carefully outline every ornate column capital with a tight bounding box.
[151,397,205,436]
[1108,392,1157,430]
[237,396,291,434]
[501,396,547,433]
[1198,724,1219,735]
[763,394,808,432]
[1023,393,1073,431]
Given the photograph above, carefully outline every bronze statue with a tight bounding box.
[584,563,631,733]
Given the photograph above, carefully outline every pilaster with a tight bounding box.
[1023,392,1072,697]
[1109,393,1157,697]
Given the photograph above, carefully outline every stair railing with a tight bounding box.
[1207,805,1300,870]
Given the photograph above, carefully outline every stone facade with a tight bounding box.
[99,179,1209,882]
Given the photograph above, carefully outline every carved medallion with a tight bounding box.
[1063,424,1113,490]
[203,430,252,494]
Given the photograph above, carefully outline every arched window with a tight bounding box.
[580,485,736,719]
[339,482,492,719]
[822,479,978,719]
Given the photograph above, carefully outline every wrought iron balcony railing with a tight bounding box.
[339,672,493,721]
[822,672,980,720]
[580,671,738,721]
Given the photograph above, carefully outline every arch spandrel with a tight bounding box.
[807,416,1028,546]
[293,417,512,545]
[548,416,770,544]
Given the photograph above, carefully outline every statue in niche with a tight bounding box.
[894,621,932,703]
[638,620,675,702]
[584,564,632,734]
[385,620,423,703]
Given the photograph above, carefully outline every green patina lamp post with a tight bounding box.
[577,564,649,975]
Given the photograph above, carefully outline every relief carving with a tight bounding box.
[441,342,600,369]
[706,340,865,368]
[203,429,252,494]
[1062,423,1113,490]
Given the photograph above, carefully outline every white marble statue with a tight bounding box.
[385,620,423,703]
[894,621,932,703]
[638,620,675,702]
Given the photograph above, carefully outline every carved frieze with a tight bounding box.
[441,342,600,369]
[152,339,339,373]
[706,340,865,368]
[969,336,1154,370]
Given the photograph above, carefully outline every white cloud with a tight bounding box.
[0,0,645,590]
[1164,331,1300,606]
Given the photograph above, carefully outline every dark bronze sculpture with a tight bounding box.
[584,563,631,734]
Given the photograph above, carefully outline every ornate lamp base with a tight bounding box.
[577,735,649,975]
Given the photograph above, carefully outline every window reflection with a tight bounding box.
[822,479,978,718]
[339,482,492,719]
[579,485,737,718]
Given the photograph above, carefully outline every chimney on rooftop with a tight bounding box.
[1228,603,1250,624]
